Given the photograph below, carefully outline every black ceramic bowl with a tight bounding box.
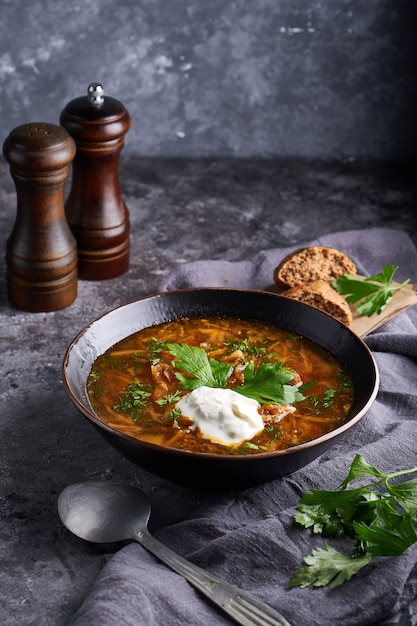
[63,288,379,489]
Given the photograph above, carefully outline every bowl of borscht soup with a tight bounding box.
[63,288,379,489]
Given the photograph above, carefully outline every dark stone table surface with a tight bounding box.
[1,157,416,625]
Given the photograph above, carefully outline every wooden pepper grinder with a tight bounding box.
[3,122,77,312]
[60,82,131,280]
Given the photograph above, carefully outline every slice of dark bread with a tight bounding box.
[281,279,353,326]
[274,246,356,289]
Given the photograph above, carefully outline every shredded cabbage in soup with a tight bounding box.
[87,316,354,455]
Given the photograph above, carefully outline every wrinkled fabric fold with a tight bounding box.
[71,228,417,626]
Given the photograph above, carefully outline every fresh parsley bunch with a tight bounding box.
[332,264,410,317]
[290,454,417,589]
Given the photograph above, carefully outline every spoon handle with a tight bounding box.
[137,529,291,626]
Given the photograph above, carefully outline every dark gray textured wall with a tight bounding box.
[0,0,416,159]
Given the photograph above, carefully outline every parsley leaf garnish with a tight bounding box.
[155,391,182,406]
[114,381,152,419]
[290,454,417,589]
[165,342,232,390]
[144,337,168,365]
[332,264,410,316]
[165,342,304,405]
[223,337,268,356]
[234,361,305,405]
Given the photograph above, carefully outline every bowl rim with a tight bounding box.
[63,287,380,462]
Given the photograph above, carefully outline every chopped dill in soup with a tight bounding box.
[87,316,354,455]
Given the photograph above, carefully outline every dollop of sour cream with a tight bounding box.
[176,386,264,445]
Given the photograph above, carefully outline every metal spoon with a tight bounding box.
[58,481,292,626]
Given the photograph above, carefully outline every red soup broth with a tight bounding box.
[87,316,354,455]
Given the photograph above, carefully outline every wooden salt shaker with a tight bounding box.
[3,122,77,312]
[60,83,131,280]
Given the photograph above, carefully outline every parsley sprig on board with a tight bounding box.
[165,342,304,405]
[332,264,410,316]
[290,454,417,589]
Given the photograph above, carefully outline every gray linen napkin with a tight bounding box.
[70,228,417,626]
